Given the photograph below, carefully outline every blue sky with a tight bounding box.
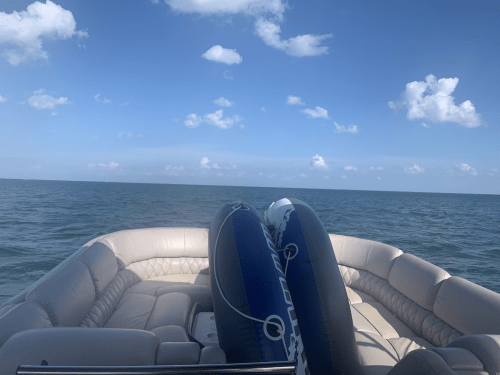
[1,0,499,194]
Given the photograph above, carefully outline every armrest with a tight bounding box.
[447,334,500,375]
[0,328,159,375]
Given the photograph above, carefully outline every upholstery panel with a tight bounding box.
[0,302,51,348]
[346,286,376,304]
[388,254,449,311]
[76,242,118,298]
[145,292,192,330]
[355,331,398,375]
[387,337,433,360]
[352,302,417,339]
[104,293,155,329]
[422,312,462,347]
[80,268,139,328]
[433,277,500,335]
[25,261,95,327]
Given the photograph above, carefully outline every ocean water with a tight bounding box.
[1,179,499,305]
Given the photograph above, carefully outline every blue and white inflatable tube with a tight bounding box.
[265,198,361,375]
[209,202,307,372]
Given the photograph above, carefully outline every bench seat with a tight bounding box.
[330,234,500,375]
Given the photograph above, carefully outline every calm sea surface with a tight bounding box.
[1,179,499,305]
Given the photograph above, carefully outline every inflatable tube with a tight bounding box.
[265,198,362,375]
[208,202,306,371]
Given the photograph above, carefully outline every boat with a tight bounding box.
[0,199,499,375]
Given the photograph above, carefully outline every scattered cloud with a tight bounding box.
[389,74,482,128]
[311,154,329,170]
[28,89,68,110]
[184,114,203,128]
[202,45,242,65]
[94,94,101,102]
[260,107,266,112]
[344,166,357,171]
[164,165,184,176]
[204,109,241,129]
[88,162,119,170]
[299,173,309,178]
[0,0,88,66]
[341,175,347,179]
[200,157,224,170]
[118,132,135,139]
[286,95,304,105]
[214,97,234,107]
[165,1,331,58]
[50,111,57,116]
[334,122,359,134]
[184,109,242,129]
[492,168,498,172]
[0,94,6,103]
[456,163,477,176]
[200,157,211,169]
[422,122,430,128]
[404,164,425,174]
[301,106,329,119]
[165,0,286,17]
[255,18,332,57]
[103,98,111,104]
[377,177,382,180]
[370,166,384,171]
[120,102,130,107]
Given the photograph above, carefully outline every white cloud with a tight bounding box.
[260,107,266,112]
[28,89,68,110]
[185,110,241,129]
[492,168,499,172]
[422,122,430,128]
[0,0,88,66]
[184,114,202,128]
[370,166,384,171]
[456,163,478,176]
[120,101,130,107]
[118,132,133,139]
[0,94,6,103]
[164,165,184,176]
[286,95,304,105]
[377,177,382,180]
[255,18,332,57]
[214,97,234,107]
[311,154,329,170]
[202,45,242,65]
[334,122,359,134]
[204,109,239,129]
[103,98,111,104]
[200,157,211,169]
[344,166,357,171]
[389,74,482,128]
[94,94,101,102]
[91,161,119,170]
[212,163,221,169]
[341,175,347,179]
[404,164,425,174]
[301,106,329,119]
[299,173,309,178]
[165,0,286,18]
[50,111,57,116]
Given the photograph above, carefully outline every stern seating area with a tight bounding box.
[0,228,225,374]
[330,234,500,375]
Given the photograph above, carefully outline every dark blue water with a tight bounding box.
[1,179,499,305]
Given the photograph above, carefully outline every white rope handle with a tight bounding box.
[213,203,289,357]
